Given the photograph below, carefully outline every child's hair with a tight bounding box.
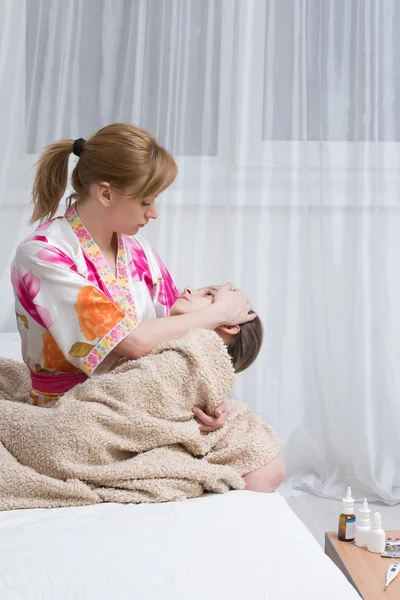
[226,312,263,374]
[31,123,178,224]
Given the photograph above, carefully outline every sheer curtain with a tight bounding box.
[1,0,400,503]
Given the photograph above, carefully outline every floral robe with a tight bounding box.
[11,205,179,406]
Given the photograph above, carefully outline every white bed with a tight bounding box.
[0,334,359,599]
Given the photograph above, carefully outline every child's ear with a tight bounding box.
[216,324,240,336]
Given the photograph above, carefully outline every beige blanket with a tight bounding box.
[0,330,281,510]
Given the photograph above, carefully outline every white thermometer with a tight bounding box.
[384,563,400,591]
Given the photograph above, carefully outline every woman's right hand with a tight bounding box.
[213,283,256,325]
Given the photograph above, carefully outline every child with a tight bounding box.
[170,286,263,373]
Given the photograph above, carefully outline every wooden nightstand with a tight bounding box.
[325,531,400,599]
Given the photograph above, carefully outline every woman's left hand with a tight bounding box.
[192,397,229,434]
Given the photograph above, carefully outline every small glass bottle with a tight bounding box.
[338,486,356,542]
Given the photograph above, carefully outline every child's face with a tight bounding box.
[169,287,219,316]
[170,286,242,346]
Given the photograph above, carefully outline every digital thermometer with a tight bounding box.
[384,563,400,591]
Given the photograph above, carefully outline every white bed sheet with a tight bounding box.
[0,334,359,599]
[0,492,358,600]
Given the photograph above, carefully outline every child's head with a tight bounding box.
[170,287,263,373]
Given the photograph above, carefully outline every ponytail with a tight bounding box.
[31,139,73,224]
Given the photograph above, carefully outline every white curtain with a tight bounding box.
[1,0,400,503]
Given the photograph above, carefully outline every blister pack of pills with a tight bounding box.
[381,537,400,558]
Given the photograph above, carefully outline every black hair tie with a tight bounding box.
[72,138,86,157]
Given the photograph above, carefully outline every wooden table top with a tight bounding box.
[325,531,400,600]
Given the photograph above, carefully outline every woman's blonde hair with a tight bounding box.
[31,123,178,224]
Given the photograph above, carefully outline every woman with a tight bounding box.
[11,123,254,437]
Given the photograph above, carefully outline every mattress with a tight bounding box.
[0,334,359,599]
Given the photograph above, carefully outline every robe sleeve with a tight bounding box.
[151,250,180,317]
[12,241,139,375]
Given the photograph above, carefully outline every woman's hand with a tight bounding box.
[213,283,256,325]
[192,397,229,434]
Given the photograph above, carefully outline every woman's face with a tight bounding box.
[109,192,159,236]
[169,287,218,316]
[94,180,159,236]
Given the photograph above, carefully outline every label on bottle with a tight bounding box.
[345,518,356,540]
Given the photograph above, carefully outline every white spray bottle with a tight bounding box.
[367,512,386,554]
[355,498,371,548]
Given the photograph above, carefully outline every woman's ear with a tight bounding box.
[97,182,112,207]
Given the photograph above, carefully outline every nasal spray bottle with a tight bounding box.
[355,498,371,547]
[338,487,356,542]
[367,512,386,554]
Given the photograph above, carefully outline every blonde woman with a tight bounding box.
[11,124,254,435]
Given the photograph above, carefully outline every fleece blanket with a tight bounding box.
[0,330,281,510]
